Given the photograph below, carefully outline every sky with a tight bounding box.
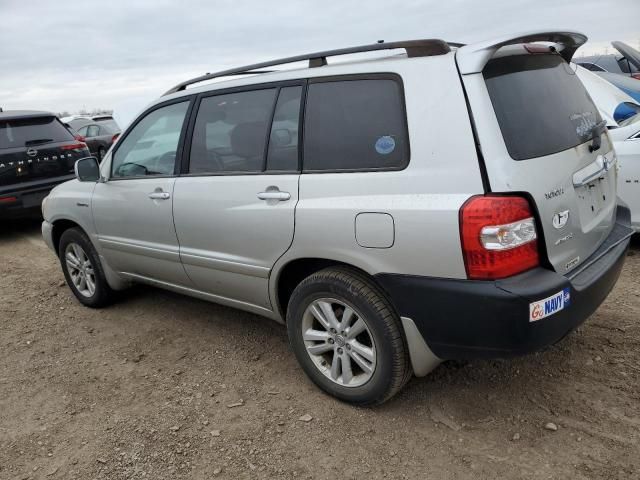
[0,0,638,127]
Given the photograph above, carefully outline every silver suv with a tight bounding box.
[42,30,634,404]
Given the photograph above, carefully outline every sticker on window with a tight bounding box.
[529,288,571,322]
[375,135,396,155]
[570,111,597,139]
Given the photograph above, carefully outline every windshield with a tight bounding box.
[484,54,602,160]
[0,116,74,149]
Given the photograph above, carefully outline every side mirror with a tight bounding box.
[74,156,101,182]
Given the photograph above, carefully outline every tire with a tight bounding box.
[98,147,105,161]
[287,267,411,405]
[58,227,114,308]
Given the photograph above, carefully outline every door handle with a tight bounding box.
[572,154,616,188]
[148,191,170,200]
[257,190,291,201]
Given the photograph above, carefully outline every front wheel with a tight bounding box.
[58,227,114,308]
[287,267,411,405]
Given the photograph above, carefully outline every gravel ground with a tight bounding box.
[1,219,639,480]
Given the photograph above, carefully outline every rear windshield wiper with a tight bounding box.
[588,120,608,153]
[25,138,54,147]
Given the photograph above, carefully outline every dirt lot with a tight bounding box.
[1,220,639,480]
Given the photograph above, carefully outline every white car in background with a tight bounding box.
[577,65,640,231]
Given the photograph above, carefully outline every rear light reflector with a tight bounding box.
[0,196,17,204]
[460,195,539,280]
[61,142,88,151]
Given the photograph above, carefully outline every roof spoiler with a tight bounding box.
[456,30,587,74]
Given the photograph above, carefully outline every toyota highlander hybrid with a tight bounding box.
[42,31,634,404]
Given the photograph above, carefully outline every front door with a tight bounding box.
[173,85,302,310]
[92,99,193,286]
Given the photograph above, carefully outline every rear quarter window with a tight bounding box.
[484,54,602,160]
[303,78,409,171]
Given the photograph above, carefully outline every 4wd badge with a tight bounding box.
[552,210,570,229]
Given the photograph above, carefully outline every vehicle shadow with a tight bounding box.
[0,218,43,244]
[107,279,580,412]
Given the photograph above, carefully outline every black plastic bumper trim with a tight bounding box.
[376,205,632,359]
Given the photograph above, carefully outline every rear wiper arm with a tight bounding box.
[588,120,608,153]
[25,138,54,147]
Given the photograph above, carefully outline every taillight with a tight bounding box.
[112,133,120,143]
[631,73,640,81]
[75,135,86,142]
[61,142,88,151]
[460,195,539,280]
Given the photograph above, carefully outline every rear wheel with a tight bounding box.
[58,228,114,308]
[287,267,411,405]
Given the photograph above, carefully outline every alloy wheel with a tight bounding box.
[301,298,376,387]
[64,242,96,298]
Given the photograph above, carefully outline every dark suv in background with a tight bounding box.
[0,110,90,219]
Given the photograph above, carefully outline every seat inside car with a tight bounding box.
[230,121,268,171]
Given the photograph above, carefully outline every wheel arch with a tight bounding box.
[272,257,391,321]
[51,218,84,254]
[50,217,129,291]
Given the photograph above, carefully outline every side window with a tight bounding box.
[112,101,189,178]
[77,126,88,136]
[303,79,408,171]
[87,125,100,137]
[189,89,277,174]
[266,86,302,171]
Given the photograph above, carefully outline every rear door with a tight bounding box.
[173,84,302,311]
[84,125,101,155]
[459,38,617,275]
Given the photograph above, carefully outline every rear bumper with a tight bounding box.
[376,205,633,360]
[0,175,74,219]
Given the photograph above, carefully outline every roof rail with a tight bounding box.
[163,39,451,96]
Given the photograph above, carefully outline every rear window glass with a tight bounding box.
[0,116,74,149]
[484,54,602,160]
[303,79,408,171]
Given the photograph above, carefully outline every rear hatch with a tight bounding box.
[458,33,618,275]
[0,115,89,187]
[611,41,640,78]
